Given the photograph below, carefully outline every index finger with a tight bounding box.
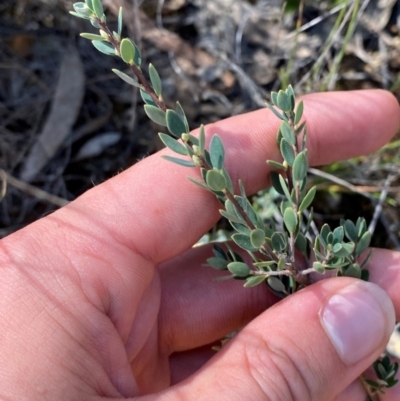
[8,90,400,268]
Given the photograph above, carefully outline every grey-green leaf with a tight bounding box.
[280,139,295,166]
[270,171,284,195]
[69,11,91,19]
[199,125,205,155]
[355,231,371,256]
[166,109,187,137]
[232,233,258,251]
[267,160,285,170]
[92,40,115,56]
[292,152,308,182]
[207,257,229,270]
[227,262,250,277]
[92,0,104,18]
[250,229,265,248]
[276,90,292,112]
[278,175,292,203]
[158,133,187,155]
[118,7,123,36]
[120,38,135,64]
[267,276,287,293]
[283,207,297,233]
[299,185,316,212]
[294,100,304,125]
[187,176,209,190]
[266,103,288,121]
[140,90,157,107]
[85,0,94,10]
[80,33,105,41]
[206,170,226,192]
[244,275,267,288]
[112,69,142,88]
[313,262,325,273]
[280,121,296,145]
[271,232,287,252]
[175,102,189,133]
[144,105,167,126]
[344,220,357,241]
[210,135,225,170]
[149,64,162,97]
[161,155,195,167]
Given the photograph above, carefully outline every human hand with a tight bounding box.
[0,90,399,401]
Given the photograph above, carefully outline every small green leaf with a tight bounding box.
[210,135,225,170]
[250,229,265,248]
[344,220,358,241]
[206,170,226,192]
[276,90,292,112]
[92,40,115,56]
[279,175,292,203]
[271,232,287,252]
[271,91,278,106]
[280,139,295,166]
[207,257,229,270]
[299,185,316,212]
[118,7,123,36]
[221,167,233,194]
[270,171,284,195]
[187,176,209,190]
[158,133,187,155]
[244,275,267,288]
[344,263,361,279]
[292,152,308,182]
[112,69,142,88]
[232,234,258,251]
[80,33,104,41]
[149,64,162,97]
[253,260,276,269]
[355,231,371,256]
[175,102,189,133]
[280,121,296,145]
[333,242,355,257]
[85,0,94,10]
[161,155,195,167]
[294,100,304,125]
[266,103,288,121]
[166,109,187,137]
[92,0,104,18]
[286,85,295,109]
[295,232,307,253]
[220,210,245,225]
[140,90,158,106]
[144,105,167,126]
[227,262,250,277]
[69,11,91,19]
[267,160,285,170]
[267,276,287,293]
[73,2,92,16]
[313,262,326,273]
[356,218,367,239]
[283,207,297,233]
[332,227,344,243]
[199,125,205,155]
[120,38,135,64]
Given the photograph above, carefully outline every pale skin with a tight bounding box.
[0,90,399,401]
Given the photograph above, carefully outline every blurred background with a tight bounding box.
[0,0,399,251]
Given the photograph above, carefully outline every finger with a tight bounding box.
[141,278,395,401]
[366,249,400,321]
[12,90,397,268]
[158,244,278,353]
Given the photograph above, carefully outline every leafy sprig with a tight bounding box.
[70,0,398,395]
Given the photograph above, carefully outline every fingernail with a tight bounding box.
[320,281,395,365]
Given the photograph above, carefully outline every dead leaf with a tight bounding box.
[20,46,85,182]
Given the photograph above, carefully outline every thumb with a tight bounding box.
[146,277,395,401]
